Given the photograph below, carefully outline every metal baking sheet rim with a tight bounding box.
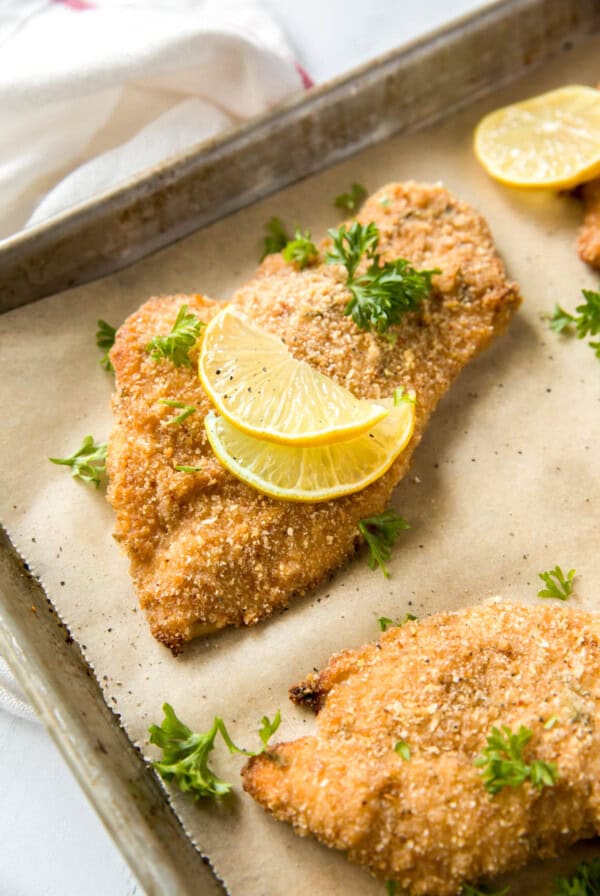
[0,528,226,896]
[1,0,599,312]
[1,0,600,893]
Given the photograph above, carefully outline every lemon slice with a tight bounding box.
[474,85,600,189]
[199,307,388,446]
[204,397,415,502]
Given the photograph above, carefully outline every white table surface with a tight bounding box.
[0,2,484,893]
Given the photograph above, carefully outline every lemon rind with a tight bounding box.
[199,309,390,446]
[204,407,415,503]
[473,84,600,190]
[474,139,600,190]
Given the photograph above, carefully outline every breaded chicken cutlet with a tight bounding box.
[242,600,600,895]
[575,83,600,270]
[577,177,600,270]
[107,182,521,652]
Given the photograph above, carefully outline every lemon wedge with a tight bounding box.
[474,85,600,189]
[199,307,388,446]
[204,396,415,503]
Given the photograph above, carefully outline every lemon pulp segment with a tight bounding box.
[199,307,388,446]
[204,398,415,503]
[474,85,600,189]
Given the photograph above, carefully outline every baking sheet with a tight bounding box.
[1,33,600,895]
[3,0,598,312]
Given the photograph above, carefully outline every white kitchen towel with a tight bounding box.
[0,0,309,718]
[0,0,309,240]
[0,656,39,722]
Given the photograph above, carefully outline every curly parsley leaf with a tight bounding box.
[282,229,318,269]
[378,613,417,632]
[326,221,438,334]
[349,258,438,336]
[214,710,281,758]
[149,704,281,800]
[552,857,600,895]
[159,399,197,426]
[174,464,203,473]
[261,216,290,260]
[549,289,600,360]
[326,221,379,279]
[577,289,600,337]
[358,509,410,578]
[149,705,233,798]
[334,182,367,215]
[462,886,510,896]
[96,319,116,372]
[474,725,558,795]
[378,616,395,631]
[146,305,204,368]
[550,305,577,334]
[394,740,411,761]
[49,436,107,488]
[258,710,282,749]
[530,758,560,788]
[537,565,575,600]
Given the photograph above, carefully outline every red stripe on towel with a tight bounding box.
[53,0,95,9]
[295,62,314,90]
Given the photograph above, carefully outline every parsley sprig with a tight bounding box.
[261,216,290,260]
[326,221,438,335]
[159,399,197,426]
[550,288,600,360]
[334,182,367,215]
[327,221,379,278]
[96,319,116,372]
[256,712,282,749]
[358,509,410,577]
[537,565,576,600]
[348,259,438,334]
[474,725,558,795]
[282,229,318,269]
[149,703,281,800]
[49,436,107,488]
[553,857,600,895]
[146,305,204,368]
[378,613,417,632]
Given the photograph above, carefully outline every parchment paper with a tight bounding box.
[1,36,600,896]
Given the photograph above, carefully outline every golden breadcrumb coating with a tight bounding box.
[242,600,600,895]
[577,178,600,270]
[107,182,521,651]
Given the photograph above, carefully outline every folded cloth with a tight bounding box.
[0,0,308,718]
[0,0,308,240]
[0,656,39,722]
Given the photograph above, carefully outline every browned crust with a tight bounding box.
[243,600,600,895]
[107,182,521,651]
[577,178,600,270]
[288,675,323,713]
